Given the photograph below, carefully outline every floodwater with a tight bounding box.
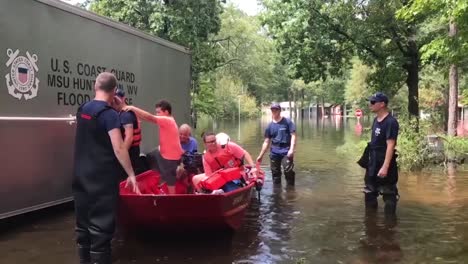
[2,116,468,264]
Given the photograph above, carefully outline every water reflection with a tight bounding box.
[354,210,402,264]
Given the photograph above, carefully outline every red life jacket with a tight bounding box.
[204,144,243,173]
[120,111,142,147]
[131,118,142,147]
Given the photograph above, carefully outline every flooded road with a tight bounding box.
[2,116,468,263]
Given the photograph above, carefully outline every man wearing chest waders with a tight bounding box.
[358,92,400,216]
[257,103,297,186]
[72,72,139,264]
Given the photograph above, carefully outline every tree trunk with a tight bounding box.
[191,74,198,128]
[343,103,347,125]
[301,89,305,136]
[321,97,325,118]
[444,84,449,133]
[293,89,297,121]
[447,21,458,176]
[448,63,458,136]
[301,89,305,119]
[405,41,419,119]
[192,107,197,128]
[448,22,458,137]
[316,97,320,118]
[289,89,292,119]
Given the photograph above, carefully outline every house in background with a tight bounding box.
[261,102,298,119]
[262,101,344,119]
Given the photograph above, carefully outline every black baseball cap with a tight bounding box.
[115,88,125,98]
[270,102,281,110]
[367,92,388,104]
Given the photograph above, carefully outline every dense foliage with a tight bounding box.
[81,0,468,171]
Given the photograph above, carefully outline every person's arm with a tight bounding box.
[257,126,272,162]
[229,142,255,167]
[287,132,296,158]
[287,119,297,158]
[108,129,139,193]
[122,125,133,150]
[123,105,159,124]
[120,111,135,150]
[243,150,255,167]
[256,137,271,162]
[378,139,396,177]
[109,129,134,176]
[203,157,213,176]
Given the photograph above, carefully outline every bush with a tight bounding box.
[336,138,368,158]
[439,135,468,163]
[396,117,433,171]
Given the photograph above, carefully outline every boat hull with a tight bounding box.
[118,170,254,231]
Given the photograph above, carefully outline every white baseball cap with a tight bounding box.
[216,132,230,146]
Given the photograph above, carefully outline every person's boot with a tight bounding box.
[383,194,397,216]
[78,245,91,264]
[364,191,378,211]
[272,176,282,185]
[283,157,295,186]
[285,171,295,186]
[90,251,111,264]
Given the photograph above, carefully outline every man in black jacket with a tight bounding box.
[363,92,399,216]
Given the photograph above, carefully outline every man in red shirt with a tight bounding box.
[192,132,256,192]
[123,100,183,194]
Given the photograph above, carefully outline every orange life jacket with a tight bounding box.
[201,167,242,191]
[203,145,243,172]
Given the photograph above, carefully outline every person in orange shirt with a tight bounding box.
[123,100,183,194]
[192,132,256,192]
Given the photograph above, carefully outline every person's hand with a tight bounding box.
[256,155,263,163]
[176,164,185,180]
[287,150,294,159]
[246,167,258,180]
[377,166,389,178]
[249,167,257,174]
[125,174,141,194]
[122,105,134,112]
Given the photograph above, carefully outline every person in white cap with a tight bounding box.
[191,131,256,192]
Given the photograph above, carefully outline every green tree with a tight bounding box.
[261,0,432,118]
[193,73,221,118]
[85,0,224,119]
[398,0,468,137]
[215,5,290,105]
[345,58,373,110]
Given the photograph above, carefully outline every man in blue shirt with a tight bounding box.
[257,103,297,185]
[179,124,198,154]
[362,92,399,216]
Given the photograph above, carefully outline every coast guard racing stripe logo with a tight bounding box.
[5,48,39,100]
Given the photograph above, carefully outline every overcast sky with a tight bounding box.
[60,0,263,16]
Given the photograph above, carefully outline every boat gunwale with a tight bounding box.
[119,182,255,199]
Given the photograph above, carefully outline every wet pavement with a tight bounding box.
[2,116,468,263]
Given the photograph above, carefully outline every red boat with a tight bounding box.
[118,167,264,231]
